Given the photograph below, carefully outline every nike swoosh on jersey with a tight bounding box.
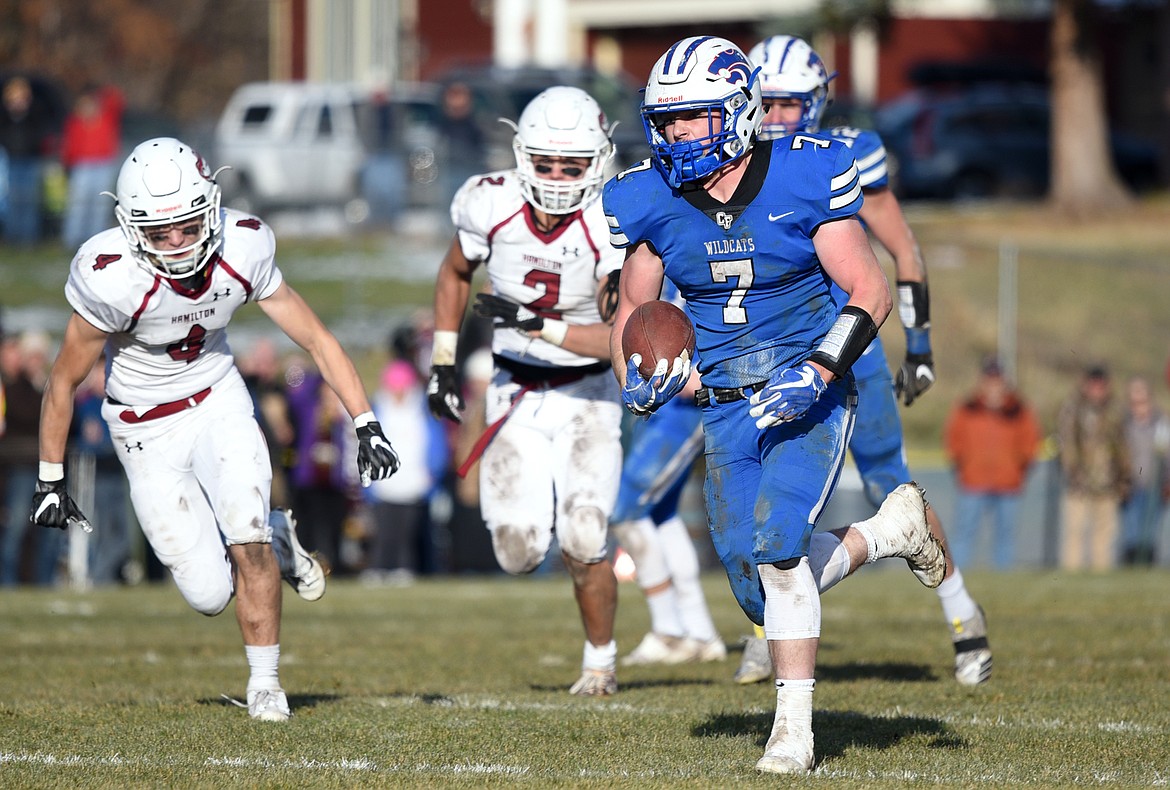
[768,211,795,221]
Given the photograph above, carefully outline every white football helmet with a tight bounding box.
[641,36,762,188]
[507,86,614,214]
[748,35,836,140]
[113,137,224,279]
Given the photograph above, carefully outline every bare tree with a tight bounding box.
[1049,0,1132,216]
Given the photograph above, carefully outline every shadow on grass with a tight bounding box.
[695,708,963,759]
[816,661,939,683]
[201,693,342,711]
[528,678,717,693]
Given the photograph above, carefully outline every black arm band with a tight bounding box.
[896,280,930,329]
[808,305,879,378]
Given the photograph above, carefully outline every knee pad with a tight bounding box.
[759,558,821,641]
[165,556,233,616]
[491,523,547,575]
[612,517,669,588]
[557,505,608,564]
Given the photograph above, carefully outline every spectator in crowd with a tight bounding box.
[1119,375,1170,565]
[437,81,487,212]
[944,357,1043,569]
[364,358,448,585]
[285,365,354,573]
[445,346,498,573]
[1057,364,1131,570]
[72,358,131,585]
[60,82,125,249]
[240,337,296,510]
[0,76,57,245]
[0,331,53,584]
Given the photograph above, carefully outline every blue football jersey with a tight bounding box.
[604,136,862,389]
[823,126,889,190]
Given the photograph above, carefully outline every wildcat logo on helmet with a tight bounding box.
[707,48,753,85]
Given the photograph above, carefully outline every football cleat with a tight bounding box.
[864,482,946,588]
[952,606,993,686]
[756,720,814,774]
[621,632,698,666]
[247,687,290,722]
[733,635,773,684]
[691,636,728,663]
[569,669,618,697]
[269,508,326,602]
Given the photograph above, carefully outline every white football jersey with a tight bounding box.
[65,208,283,406]
[452,170,622,369]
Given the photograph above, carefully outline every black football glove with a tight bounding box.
[473,293,543,331]
[427,364,464,423]
[895,352,936,407]
[356,420,399,487]
[30,478,93,532]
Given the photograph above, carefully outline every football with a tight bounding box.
[622,300,696,378]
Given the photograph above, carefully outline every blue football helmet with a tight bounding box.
[747,35,836,140]
[641,36,762,188]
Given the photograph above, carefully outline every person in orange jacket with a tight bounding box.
[945,356,1043,568]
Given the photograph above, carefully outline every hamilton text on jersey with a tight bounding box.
[171,307,218,325]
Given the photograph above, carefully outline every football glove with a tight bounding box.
[749,362,827,429]
[356,420,399,487]
[473,293,543,331]
[622,352,690,417]
[427,364,464,423]
[30,478,93,532]
[895,327,935,406]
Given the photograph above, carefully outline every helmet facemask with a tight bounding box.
[508,86,615,215]
[113,137,225,280]
[748,35,836,141]
[641,37,762,189]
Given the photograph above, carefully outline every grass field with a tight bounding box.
[3,565,1168,788]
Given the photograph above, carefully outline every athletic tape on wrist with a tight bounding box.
[539,319,569,346]
[807,305,878,378]
[896,280,930,329]
[353,411,376,429]
[39,461,64,482]
[431,330,459,367]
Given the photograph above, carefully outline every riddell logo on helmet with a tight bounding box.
[153,204,183,214]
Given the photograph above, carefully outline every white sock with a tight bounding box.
[245,644,281,693]
[807,532,852,593]
[769,678,815,751]
[583,639,617,672]
[936,567,979,624]
[658,516,718,642]
[645,587,685,638]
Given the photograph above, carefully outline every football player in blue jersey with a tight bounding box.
[611,281,726,668]
[742,34,992,689]
[604,36,947,774]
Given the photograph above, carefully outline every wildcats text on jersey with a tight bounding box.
[703,237,756,256]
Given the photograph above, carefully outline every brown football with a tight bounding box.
[622,300,696,378]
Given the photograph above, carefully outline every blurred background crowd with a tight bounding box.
[2,1,1170,586]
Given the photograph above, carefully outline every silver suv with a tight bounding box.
[213,81,442,221]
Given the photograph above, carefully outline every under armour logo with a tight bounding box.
[715,211,734,230]
[124,441,144,453]
[213,288,232,301]
[563,246,579,257]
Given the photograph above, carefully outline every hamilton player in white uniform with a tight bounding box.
[30,137,400,722]
[427,87,625,696]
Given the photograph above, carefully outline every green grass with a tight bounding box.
[2,568,1168,787]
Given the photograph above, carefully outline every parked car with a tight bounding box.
[213,81,443,221]
[433,64,648,172]
[873,84,1161,200]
